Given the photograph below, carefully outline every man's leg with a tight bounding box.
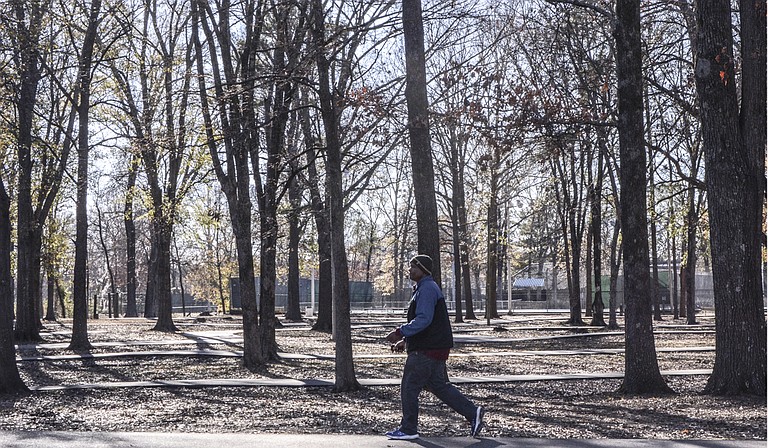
[399,352,431,435]
[427,362,477,421]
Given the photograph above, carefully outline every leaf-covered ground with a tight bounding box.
[4,313,765,440]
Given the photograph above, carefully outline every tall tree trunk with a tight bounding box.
[0,178,28,393]
[258,206,279,360]
[144,234,158,318]
[299,98,333,333]
[669,180,680,320]
[124,154,139,317]
[14,0,46,343]
[191,0,264,369]
[459,213,475,320]
[683,188,697,324]
[256,3,296,359]
[286,175,303,322]
[215,225,227,314]
[648,151,661,321]
[567,210,584,326]
[56,278,66,319]
[448,122,464,322]
[69,0,102,351]
[451,199,464,324]
[551,155,584,326]
[151,219,177,332]
[174,238,187,317]
[485,168,499,322]
[44,273,56,321]
[311,0,359,391]
[403,0,441,284]
[233,210,263,369]
[315,230,333,332]
[585,216,593,318]
[96,203,118,318]
[696,0,767,396]
[451,133,474,320]
[615,0,672,394]
[589,152,605,327]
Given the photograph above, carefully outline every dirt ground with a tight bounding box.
[4,312,766,440]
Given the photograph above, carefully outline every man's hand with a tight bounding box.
[391,339,406,353]
[385,329,401,343]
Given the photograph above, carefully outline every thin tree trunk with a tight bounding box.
[124,154,139,317]
[45,273,56,321]
[485,168,499,323]
[96,203,118,318]
[215,226,227,314]
[585,215,593,318]
[683,187,697,325]
[589,151,605,327]
[286,175,303,322]
[448,125,464,321]
[451,199,464,324]
[70,0,102,351]
[312,0,359,391]
[298,97,333,333]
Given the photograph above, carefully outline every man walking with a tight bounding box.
[385,254,485,440]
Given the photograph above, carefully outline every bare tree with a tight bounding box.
[192,0,264,368]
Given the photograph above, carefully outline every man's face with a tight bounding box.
[409,262,424,282]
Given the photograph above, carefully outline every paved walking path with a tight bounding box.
[0,431,761,448]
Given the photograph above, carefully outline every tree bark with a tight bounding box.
[589,151,606,327]
[311,0,359,391]
[683,188,698,324]
[286,174,303,322]
[302,121,333,333]
[96,203,118,318]
[192,0,264,369]
[450,178,464,323]
[124,154,139,317]
[615,0,672,394]
[70,0,102,351]
[0,178,28,393]
[13,0,47,343]
[485,168,500,321]
[403,0,441,284]
[695,0,767,396]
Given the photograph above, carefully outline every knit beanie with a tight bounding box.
[410,254,433,276]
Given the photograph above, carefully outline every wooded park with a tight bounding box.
[0,0,765,417]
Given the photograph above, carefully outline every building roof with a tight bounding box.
[513,278,545,288]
